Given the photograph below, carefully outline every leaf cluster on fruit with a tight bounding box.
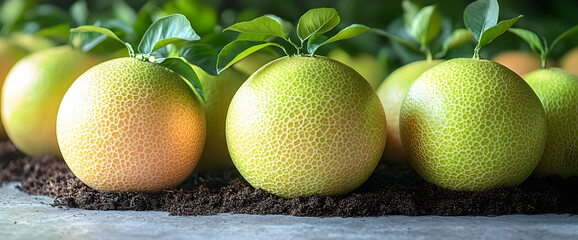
[216,8,370,73]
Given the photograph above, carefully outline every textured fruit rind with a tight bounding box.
[376,59,444,164]
[226,55,387,198]
[57,57,205,192]
[400,58,547,191]
[524,68,578,178]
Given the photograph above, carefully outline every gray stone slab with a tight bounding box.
[2,181,578,240]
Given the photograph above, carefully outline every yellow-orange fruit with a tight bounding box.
[227,56,387,198]
[57,57,205,192]
[560,47,578,76]
[2,46,100,156]
[0,38,27,139]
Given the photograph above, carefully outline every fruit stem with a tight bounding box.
[472,45,481,59]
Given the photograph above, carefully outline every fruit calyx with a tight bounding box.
[69,14,205,100]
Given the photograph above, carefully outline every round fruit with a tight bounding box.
[227,55,387,198]
[57,57,205,192]
[0,38,28,139]
[376,59,444,164]
[493,51,553,76]
[191,65,247,171]
[523,68,578,177]
[400,58,547,191]
[560,47,578,76]
[2,46,100,156]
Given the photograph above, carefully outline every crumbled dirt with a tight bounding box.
[1,140,577,217]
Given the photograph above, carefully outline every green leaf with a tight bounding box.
[112,0,137,25]
[464,0,499,41]
[550,25,578,53]
[296,8,340,43]
[71,25,134,56]
[181,43,218,75]
[443,28,474,50]
[410,5,442,47]
[508,28,544,56]
[307,24,370,55]
[217,40,283,74]
[224,15,286,39]
[371,29,419,52]
[477,16,521,50]
[159,57,204,101]
[138,14,200,56]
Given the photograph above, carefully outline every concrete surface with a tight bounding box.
[2,181,578,240]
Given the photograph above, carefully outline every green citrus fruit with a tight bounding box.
[2,46,100,156]
[376,59,444,164]
[523,68,578,177]
[227,55,387,198]
[0,38,28,139]
[56,57,206,192]
[400,58,547,191]
[190,65,247,171]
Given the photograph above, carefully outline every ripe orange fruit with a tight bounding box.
[227,55,387,198]
[376,59,444,164]
[2,46,100,156]
[524,68,578,177]
[57,57,205,192]
[190,65,247,171]
[560,47,578,76]
[400,58,547,191]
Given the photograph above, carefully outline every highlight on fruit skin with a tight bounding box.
[1,46,101,156]
[226,55,387,198]
[56,57,206,193]
[400,58,547,191]
[376,59,444,164]
[523,68,578,178]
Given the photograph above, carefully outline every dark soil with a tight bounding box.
[2,140,578,217]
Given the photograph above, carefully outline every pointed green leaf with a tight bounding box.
[217,40,283,74]
[71,25,134,56]
[550,25,578,53]
[371,29,419,52]
[296,8,340,43]
[138,14,200,56]
[477,16,521,50]
[508,28,544,56]
[443,28,474,50]
[410,5,442,46]
[224,15,286,39]
[307,24,370,54]
[159,57,204,101]
[464,0,499,41]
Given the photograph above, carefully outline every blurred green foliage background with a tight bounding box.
[1,0,577,72]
